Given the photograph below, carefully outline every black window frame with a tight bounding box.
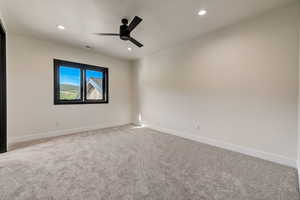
[54,59,109,105]
[0,20,7,153]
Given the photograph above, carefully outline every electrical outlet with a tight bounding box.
[55,121,60,127]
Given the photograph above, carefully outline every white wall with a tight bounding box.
[133,4,299,167]
[7,34,133,143]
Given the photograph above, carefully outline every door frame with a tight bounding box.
[0,20,6,153]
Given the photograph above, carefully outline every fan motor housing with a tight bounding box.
[120,25,130,40]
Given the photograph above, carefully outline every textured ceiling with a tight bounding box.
[0,0,296,60]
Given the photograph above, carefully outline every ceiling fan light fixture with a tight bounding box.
[95,16,144,48]
[198,9,207,16]
[57,25,65,30]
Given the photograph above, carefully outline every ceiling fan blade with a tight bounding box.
[128,16,142,32]
[94,33,120,36]
[129,37,143,47]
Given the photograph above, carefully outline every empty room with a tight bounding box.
[0,0,300,199]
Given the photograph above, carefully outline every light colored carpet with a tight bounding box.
[0,125,299,200]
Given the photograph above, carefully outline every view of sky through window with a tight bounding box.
[86,70,103,81]
[59,66,81,86]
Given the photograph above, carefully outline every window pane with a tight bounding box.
[59,66,81,100]
[86,70,103,100]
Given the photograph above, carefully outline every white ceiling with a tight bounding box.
[0,0,296,60]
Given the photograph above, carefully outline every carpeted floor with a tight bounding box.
[0,125,299,200]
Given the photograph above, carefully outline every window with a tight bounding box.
[54,59,108,104]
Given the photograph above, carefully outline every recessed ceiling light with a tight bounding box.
[128,47,132,51]
[57,25,65,30]
[198,9,207,16]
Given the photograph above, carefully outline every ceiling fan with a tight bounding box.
[95,16,143,48]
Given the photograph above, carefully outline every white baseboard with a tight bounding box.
[8,121,130,146]
[145,123,297,168]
